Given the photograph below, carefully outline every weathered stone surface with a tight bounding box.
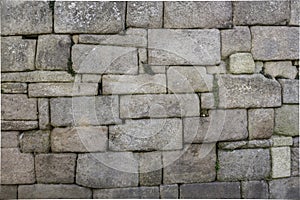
[160,185,178,199]
[38,98,50,130]
[251,26,299,60]
[229,53,255,74]
[1,120,38,131]
[1,131,19,148]
[76,153,138,188]
[279,79,299,103]
[291,147,299,176]
[293,137,299,147]
[127,2,163,28]
[201,93,215,109]
[1,37,36,72]
[275,105,299,136]
[255,61,264,73]
[51,127,107,152]
[138,152,162,186]
[272,136,293,147]
[28,83,98,97]
[109,119,182,151]
[167,66,213,93]
[120,94,199,118]
[102,74,166,94]
[0,185,17,199]
[72,45,138,74]
[248,109,274,140]
[241,181,268,199]
[94,187,159,199]
[1,148,35,184]
[233,1,289,25]
[18,184,92,199]
[269,177,300,199]
[184,109,248,143]
[290,0,300,25]
[1,94,37,120]
[219,139,272,150]
[1,83,27,93]
[163,144,216,184]
[79,28,147,47]
[20,130,50,153]
[54,1,125,33]
[1,0,52,35]
[221,26,251,58]
[81,74,101,83]
[180,182,241,199]
[164,2,232,28]
[271,147,291,178]
[35,154,76,183]
[148,29,220,65]
[206,62,227,74]
[218,149,271,181]
[1,71,74,83]
[264,61,298,79]
[217,74,281,108]
[139,65,166,74]
[138,48,148,68]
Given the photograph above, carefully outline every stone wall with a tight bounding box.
[1,1,299,199]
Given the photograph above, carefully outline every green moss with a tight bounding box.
[215,160,220,172]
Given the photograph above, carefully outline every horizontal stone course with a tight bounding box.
[1,120,38,131]
[93,187,159,199]
[160,185,178,199]
[218,139,272,150]
[1,83,27,93]
[1,71,74,82]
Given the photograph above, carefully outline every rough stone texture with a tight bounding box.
[248,109,274,140]
[251,26,299,60]
[18,184,92,199]
[218,149,271,181]
[164,2,232,28]
[255,61,264,73]
[167,66,213,93]
[1,120,38,131]
[241,181,268,199]
[269,177,300,199]
[81,74,101,83]
[54,1,125,33]
[120,94,199,118]
[272,136,293,147]
[291,147,299,176]
[109,119,182,151]
[180,182,241,199]
[279,79,299,103]
[229,53,255,74]
[35,154,76,184]
[293,137,299,147]
[1,37,36,72]
[72,45,138,74]
[233,1,289,25]
[51,127,107,152]
[20,130,50,153]
[138,152,162,186]
[221,26,251,58]
[201,93,215,109]
[271,147,291,178]
[1,131,19,148]
[127,2,163,28]
[160,185,178,199]
[206,63,227,74]
[217,74,281,108]
[290,0,300,25]
[163,144,216,184]
[102,74,166,94]
[148,29,220,65]
[1,0,52,35]
[1,148,35,184]
[264,61,298,79]
[38,98,50,130]
[1,83,27,93]
[184,109,248,143]
[76,153,138,188]
[0,185,17,199]
[93,187,159,199]
[275,105,299,136]
[218,139,272,150]
[139,65,166,74]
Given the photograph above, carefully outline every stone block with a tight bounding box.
[184,109,248,143]
[160,185,178,199]
[291,147,299,176]
[1,0,52,35]
[275,105,299,136]
[20,130,50,153]
[1,148,35,184]
[264,61,297,79]
[93,187,159,199]
[1,120,38,131]
[279,79,299,103]
[255,61,264,73]
[1,131,19,148]
[38,98,50,130]
[241,181,268,199]
[251,26,299,60]
[233,1,289,25]
[127,2,163,28]
[217,74,281,108]
[167,66,213,93]
[18,184,92,199]
[120,94,199,118]
[269,177,300,199]
[290,0,300,25]
[229,53,255,74]
[0,185,17,199]
[272,136,293,147]
[218,149,271,181]
[271,147,291,178]
[148,29,220,65]
[102,74,166,94]
[206,63,227,74]
[139,65,166,74]
[1,83,27,94]
[109,119,182,151]
[200,93,215,109]
[76,153,138,188]
[138,152,162,186]
[35,154,76,183]
[164,2,232,28]
[54,1,125,33]
[81,74,101,83]
[1,37,36,72]
[180,182,241,199]
[72,45,138,74]
[221,26,251,58]
[163,144,216,184]
[248,109,274,140]
[218,139,272,150]
[51,127,107,152]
